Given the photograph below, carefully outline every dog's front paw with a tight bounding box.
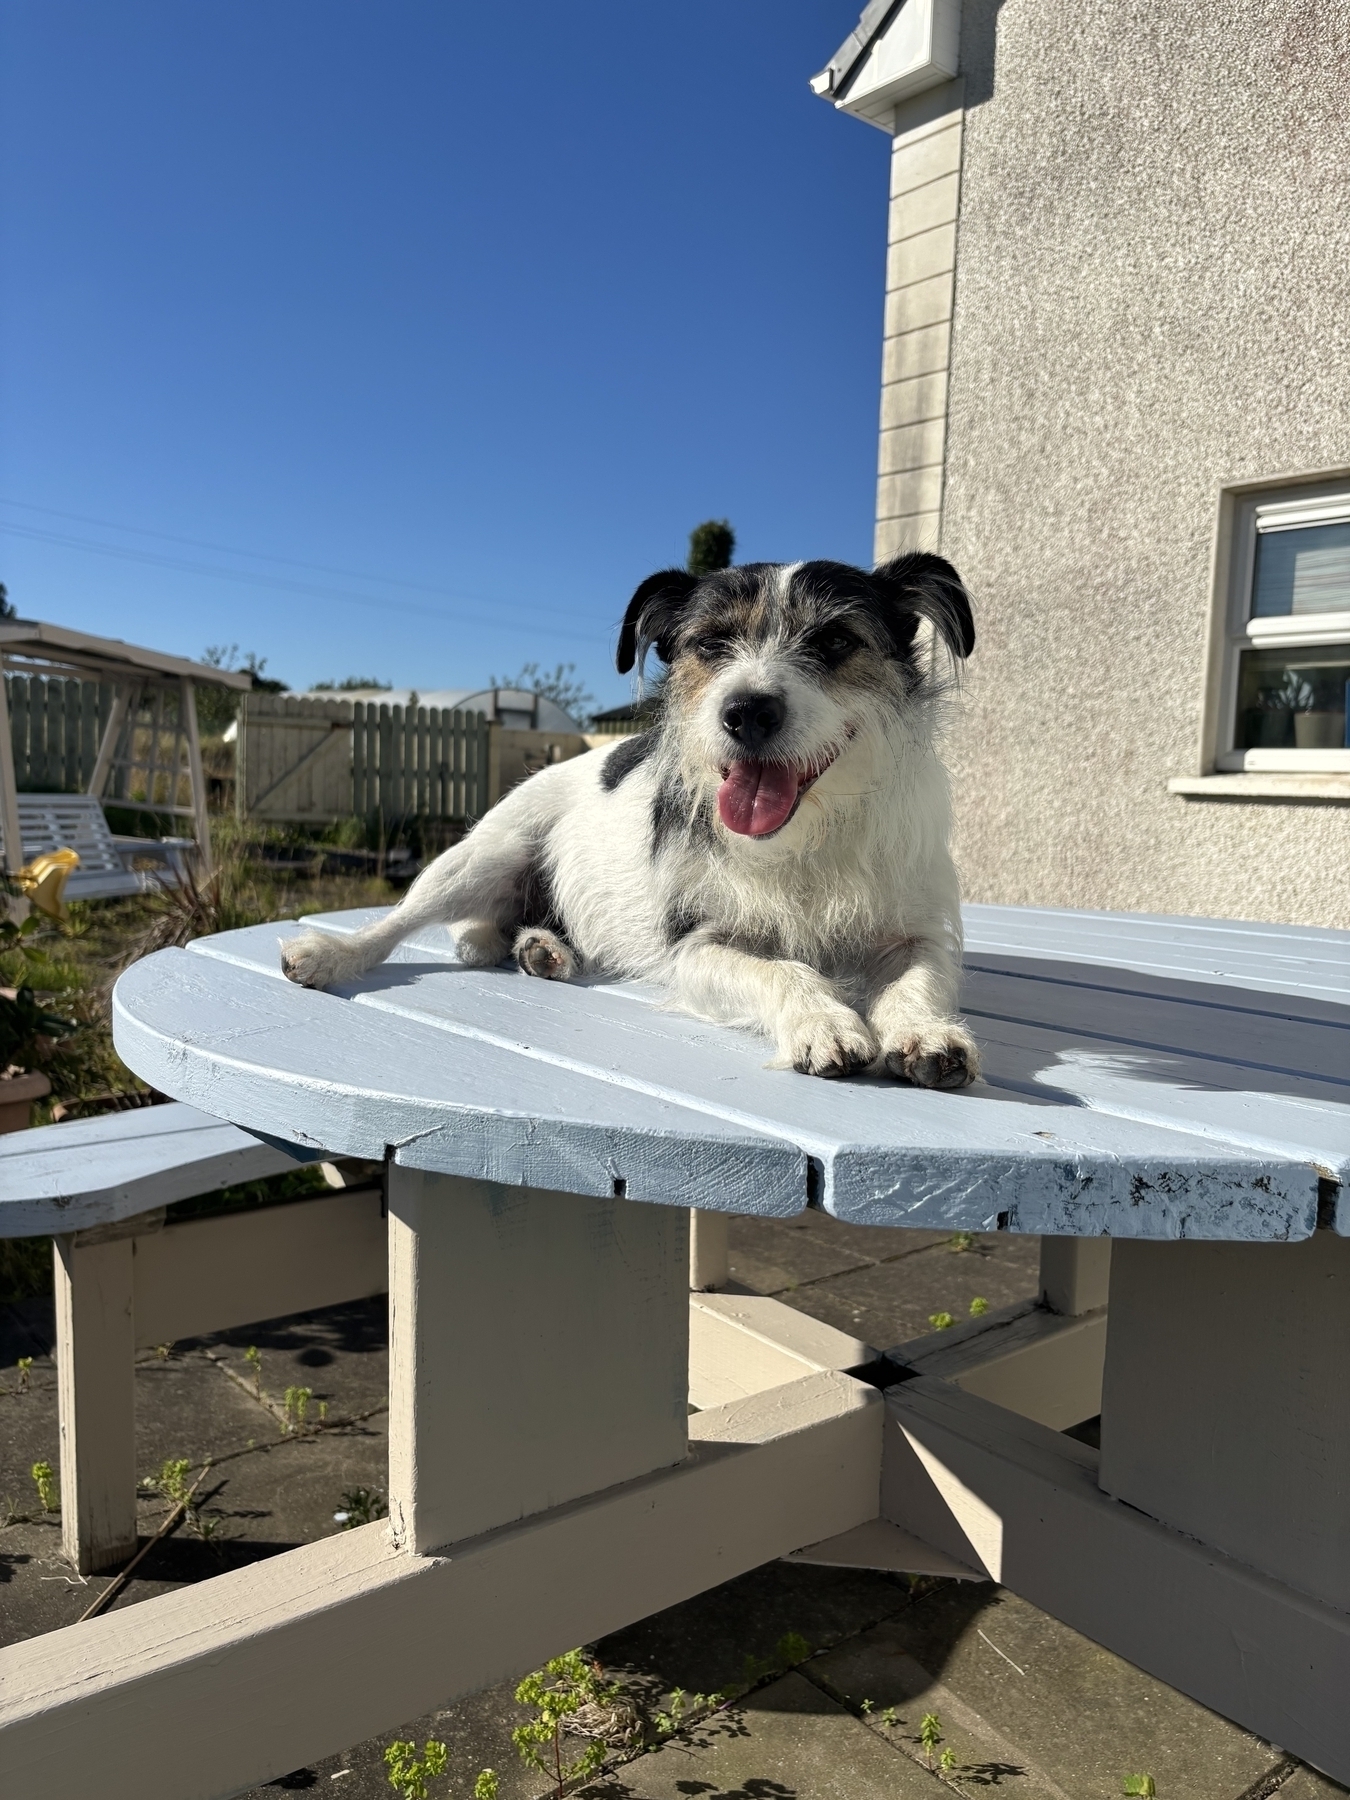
[513,928,577,982]
[882,1022,980,1090]
[279,929,362,990]
[783,1010,878,1079]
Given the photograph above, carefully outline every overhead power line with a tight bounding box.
[0,495,519,605]
[0,506,608,647]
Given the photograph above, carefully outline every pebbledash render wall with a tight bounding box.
[874,1,1350,928]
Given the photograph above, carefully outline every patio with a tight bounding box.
[2,1210,1338,1799]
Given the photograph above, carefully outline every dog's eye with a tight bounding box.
[692,638,730,663]
[812,627,858,663]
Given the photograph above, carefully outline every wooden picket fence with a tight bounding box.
[5,674,117,792]
[351,700,492,821]
[238,693,492,824]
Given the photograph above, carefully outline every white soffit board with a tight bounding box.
[814,0,961,131]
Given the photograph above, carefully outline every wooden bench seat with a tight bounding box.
[1,1103,387,1572]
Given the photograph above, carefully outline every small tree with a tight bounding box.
[197,646,288,735]
[311,676,393,692]
[0,581,14,621]
[688,519,735,576]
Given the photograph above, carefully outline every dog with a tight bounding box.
[280,552,980,1089]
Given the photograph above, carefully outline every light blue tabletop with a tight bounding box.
[109,904,1349,1243]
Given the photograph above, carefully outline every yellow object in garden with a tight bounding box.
[15,848,80,921]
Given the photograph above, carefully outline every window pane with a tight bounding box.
[1235,644,1350,749]
[1252,520,1350,617]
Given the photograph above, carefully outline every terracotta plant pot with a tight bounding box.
[0,1069,52,1135]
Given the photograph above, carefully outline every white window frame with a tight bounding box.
[1207,473,1350,775]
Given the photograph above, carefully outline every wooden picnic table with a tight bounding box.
[1,902,1346,1798]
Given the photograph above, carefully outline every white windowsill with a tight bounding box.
[1169,774,1350,803]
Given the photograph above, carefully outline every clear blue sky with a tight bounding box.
[0,2,887,714]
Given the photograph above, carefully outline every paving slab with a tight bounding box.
[596,1559,915,1700]
[727,1211,950,1295]
[576,1670,942,1800]
[0,1299,388,1644]
[812,1584,1287,1800]
[190,1294,390,1420]
[1280,1770,1350,1798]
[773,1231,1041,1347]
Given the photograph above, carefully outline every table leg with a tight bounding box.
[387,1169,690,1553]
[1099,1230,1350,1612]
[1039,1235,1110,1316]
[689,1208,730,1291]
[53,1234,138,1575]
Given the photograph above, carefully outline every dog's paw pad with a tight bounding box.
[884,1027,980,1090]
[513,929,576,982]
[788,1013,878,1079]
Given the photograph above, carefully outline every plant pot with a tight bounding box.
[1294,710,1345,750]
[0,1070,52,1135]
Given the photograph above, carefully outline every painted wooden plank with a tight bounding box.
[1039,1235,1111,1316]
[785,1517,981,1579]
[171,919,1324,1240]
[964,903,1350,1005]
[54,1234,138,1574]
[970,1013,1350,1185]
[388,1168,688,1551]
[689,1207,729,1290]
[962,964,1350,1084]
[883,1377,1350,1783]
[0,1371,881,1800]
[688,1292,874,1412]
[889,1301,1107,1430]
[0,1103,300,1238]
[1099,1233,1350,1615]
[110,949,809,1217]
[132,1187,386,1348]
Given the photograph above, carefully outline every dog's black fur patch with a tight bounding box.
[650,779,683,855]
[650,772,717,859]
[663,900,703,944]
[616,555,974,691]
[599,731,656,791]
[516,857,567,941]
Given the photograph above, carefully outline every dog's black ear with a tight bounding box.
[616,568,701,674]
[872,552,975,662]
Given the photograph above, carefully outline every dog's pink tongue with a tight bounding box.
[717,760,800,836]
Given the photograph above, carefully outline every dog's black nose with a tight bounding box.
[722,691,785,750]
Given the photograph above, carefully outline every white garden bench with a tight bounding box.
[0,1103,388,1573]
[0,793,194,901]
[1,901,1346,1797]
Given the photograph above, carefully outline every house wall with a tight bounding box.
[907,0,1350,926]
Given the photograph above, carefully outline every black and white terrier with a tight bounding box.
[281,553,980,1089]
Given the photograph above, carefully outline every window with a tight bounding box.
[1216,484,1350,772]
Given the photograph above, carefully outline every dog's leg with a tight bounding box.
[673,937,876,1078]
[279,802,541,990]
[866,935,979,1090]
[452,920,512,968]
